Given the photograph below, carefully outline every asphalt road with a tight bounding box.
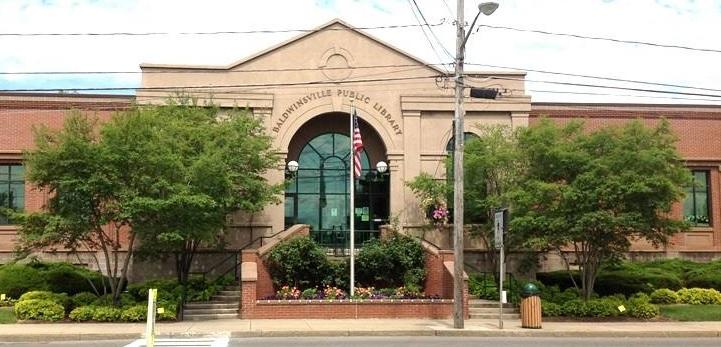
[3,337,721,347]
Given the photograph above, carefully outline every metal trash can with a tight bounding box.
[520,283,542,329]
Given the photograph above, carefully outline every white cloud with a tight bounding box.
[0,0,719,103]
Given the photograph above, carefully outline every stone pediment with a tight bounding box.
[139,19,445,89]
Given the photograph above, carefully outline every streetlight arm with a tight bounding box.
[460,10,482,53]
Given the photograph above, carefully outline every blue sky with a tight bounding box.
[0,0,720,103]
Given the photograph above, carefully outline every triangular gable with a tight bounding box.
[141,18,447,74]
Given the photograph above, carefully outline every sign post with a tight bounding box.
[494,208,508,329]
[145,288,157,347]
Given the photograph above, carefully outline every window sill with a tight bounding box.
[0,225,18,233]
[688,226,713,232]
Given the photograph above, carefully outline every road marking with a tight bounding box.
[124,336,229,347]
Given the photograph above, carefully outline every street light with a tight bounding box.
[452,0,499,330]
[376,161,388,174]
[287,160,299,176]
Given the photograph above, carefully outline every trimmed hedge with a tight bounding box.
[14,299,64,321]
[0,262,108,298]
[18,291,71,312]
[537,259,721,297]
[650,289,679,304]
[676,288,721,305]
[69,306,96,321]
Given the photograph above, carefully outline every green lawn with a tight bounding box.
[660,304,721,321]
[0,307,15,324]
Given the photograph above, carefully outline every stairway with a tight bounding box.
[182,285,240,320]
[468,299,520,319]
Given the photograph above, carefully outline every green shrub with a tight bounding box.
[585,299,618,317]
[301,288,318,299]
[121,305,147,322]
[69,306,96,321]
[92,293,136,307]
[14,299,64,321]
[685,261,721,291]
[355,235,425,289]
[541,302,562,317]
[650,289,679,304]
[629,292,651,303]
[267,236,332,289]
[0,264,47,298]
[0,262,108,299]
[628,300,659,319]
[18,291,71,311]
[561,299,588,317]
[92,306,122,322]
[126,279,179,302]
[72,292,98,308]
[38,262,107,295]
[469,275,499,300]
[156,302,177,321]
[324,261,349,288]
[536,271,579,291]
[676,288,721,305]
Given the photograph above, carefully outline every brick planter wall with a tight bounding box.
[239,228,469,319]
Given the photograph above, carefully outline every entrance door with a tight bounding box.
[284,133,389,249]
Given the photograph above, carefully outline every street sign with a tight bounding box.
[494,210,505,249]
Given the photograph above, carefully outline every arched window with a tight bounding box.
[285,133,370,232]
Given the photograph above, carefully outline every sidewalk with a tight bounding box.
[0,319,720,342]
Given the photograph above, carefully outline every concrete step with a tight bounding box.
[183,313,238,320]
[184,302,238,309]
[224,285,240,291]
[183,308,238,315]
[212,295,240,301]
[469,300,515,309]
[469,308,519,314]
[470,313,521,319]
[217,290,240,296]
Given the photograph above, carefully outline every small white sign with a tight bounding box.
[501,290,507,304]
[494,211,504,249]
[0,294,5,301]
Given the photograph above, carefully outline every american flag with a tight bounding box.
[352,110,364,178]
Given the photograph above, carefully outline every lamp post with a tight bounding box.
[453,1,499,329]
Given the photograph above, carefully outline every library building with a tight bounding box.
[1,19,721,277]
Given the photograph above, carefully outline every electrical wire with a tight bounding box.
[0,22,444,37]
[0,63,446,75]
[408,0,454,60]
[0,74,443,93]
[478,24,721,54]
[466,63,721,94]
[484,76,721,99]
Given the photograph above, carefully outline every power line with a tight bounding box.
[0,22,443,37]
[0,63,444,75]
[478,24,721,54]
[8,61,719,97]
[483,76,721,99]
[466,63,721,94]
[408,0,454,60]
[0,74,443,93]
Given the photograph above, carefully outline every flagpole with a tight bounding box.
[349,101,355,297]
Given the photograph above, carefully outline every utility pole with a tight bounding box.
[452,1,499,330]
[452,0,466,330]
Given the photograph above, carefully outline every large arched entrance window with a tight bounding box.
[285,132,389,249]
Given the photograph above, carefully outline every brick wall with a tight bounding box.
[530,103,721,254]
[0,93,132,253]
[239,229,469,319]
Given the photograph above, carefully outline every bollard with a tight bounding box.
[520,283,542,329]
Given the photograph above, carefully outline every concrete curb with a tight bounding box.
[1,329,720,342]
